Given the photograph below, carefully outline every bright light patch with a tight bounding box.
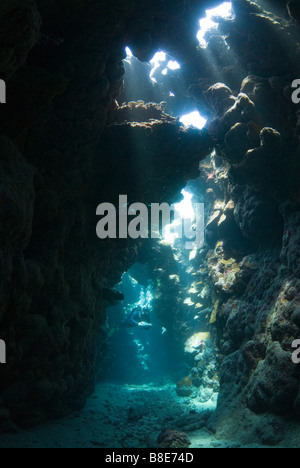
[197,1,233,47]
[180,111,207,130]
[189,247,198,261]
[163,224,178,245]
[151,51,167,63]
[124,47,134,64]
[175,190,194,220]
[167,60,180,71]
[149,52,181,82]
[169,92,175,97]
[161,190,196,246]
[150,51,167,82]
[184,332,211,353]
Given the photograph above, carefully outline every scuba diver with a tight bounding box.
[122,306,153,330]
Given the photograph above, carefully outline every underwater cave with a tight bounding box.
[1,0,300,450]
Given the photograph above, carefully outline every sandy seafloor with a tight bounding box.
[0,382,273,448]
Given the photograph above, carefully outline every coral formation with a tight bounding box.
[157,428,191,449]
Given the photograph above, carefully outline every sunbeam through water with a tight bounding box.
[197,2,234,47]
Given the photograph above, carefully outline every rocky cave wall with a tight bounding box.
[0,0,215,428]
[0,0,300,443]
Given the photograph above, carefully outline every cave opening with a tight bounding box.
[122,43,210,126]
[98,11,230,413]
[197,1,234,48]
[102,187,217,400]
[101,29,221,425]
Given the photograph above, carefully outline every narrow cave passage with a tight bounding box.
[100,4,225,415]
[1,0,300,451]
[91,7,233,438]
